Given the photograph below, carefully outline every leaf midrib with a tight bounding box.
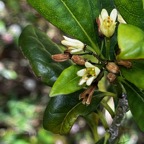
[61,0,99,54]
[125,81,144,102]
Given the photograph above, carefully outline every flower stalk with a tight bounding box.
[105,37,111,60]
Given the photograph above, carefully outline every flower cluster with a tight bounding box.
[51,8,127,105]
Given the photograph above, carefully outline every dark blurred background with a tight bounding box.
[0,0,144,144]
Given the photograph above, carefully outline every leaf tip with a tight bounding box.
[49,90,56,97]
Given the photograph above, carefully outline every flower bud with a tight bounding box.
[71,55,85,65]
[106,62,120,74]
[117,60,132,68]
[107,73,116,83]
[52,53,70,62]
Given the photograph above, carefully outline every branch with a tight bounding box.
[108,93,129,143]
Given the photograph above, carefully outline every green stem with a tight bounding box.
[100,40,105,59]
[98,111,109,129]
[104,132,110,144]
[86,45,105,61]
[101,100,115,118]
[86,45,97,53]
[105,37,110,60]
[85,113,100,142]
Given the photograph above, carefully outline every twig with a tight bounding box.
[108,93,129,143]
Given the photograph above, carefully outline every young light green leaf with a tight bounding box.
[49,65,83,96]
[123,81,144,132]
[114,0,144,30]
[121,61,144,89]
[27,0,101,54]
[117,24,144,60]
[19,25,71,86]
[43,91,113,134]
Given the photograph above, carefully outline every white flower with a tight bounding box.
[61,36,85,54]
[77,62,100,86]
[98,9,117,37]
[118,14,126,24]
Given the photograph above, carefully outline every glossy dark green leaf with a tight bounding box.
[121,61,144,89]
[27,0,101,54]
[123,81,144,132]
[100,0,115,13]
[117,24,144,60]
[19,25,71,86]
[50,65,83,96]
[43,91,113,134]
[114,0,144,30]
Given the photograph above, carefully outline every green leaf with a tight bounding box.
[19,25,71,86]
[123,81,144,132]
[114,0,144,30]
[121,61,144,89]
[50,65,83,96]
[117,24,144,60]
[27,0,101,54]
[96,137,109,144]
[43,91,112,134]
[100,0,115,13]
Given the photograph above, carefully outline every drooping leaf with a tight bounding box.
[43,91,113,134]
[27,0,101,54]
[123,81,144,132]
[19,25,71,86]
[121,60,144,89]
[114,0,144,30]
[117,24,144,60]
[50,65,83,96]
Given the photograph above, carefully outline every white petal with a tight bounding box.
[85,61,94,68]
[70,48,82,54]
[110,9,117,22]
[62,36,84,48]
[98,15,103,24]
[101,9,108,20]
[61,40,75,47]
[94,67,101,75]
[117,14,126,24]
[75,42,84,49]
[86,76,95,86]
[79,78,86,85]
[77,69,86,76]
[63,36,75,43]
